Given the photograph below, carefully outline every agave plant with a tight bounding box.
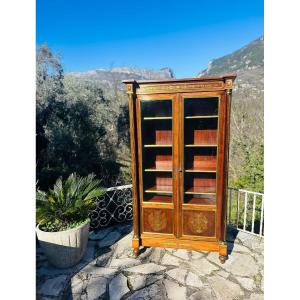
[36,173,103,232]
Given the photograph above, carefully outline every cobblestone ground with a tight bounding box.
[37,223,264,300]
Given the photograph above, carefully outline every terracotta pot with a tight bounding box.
[36,222,89,268]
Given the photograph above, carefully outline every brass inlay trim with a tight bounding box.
[225,79,233,89]
[144,144,172,148]
[141,232,175,238]
[144,116,172,120]
[185,144,217,147]
[145,169,172,172]
[185,115,218,119]
[145,189,173,194]
[185,169,216,173]
[137,81,225,94]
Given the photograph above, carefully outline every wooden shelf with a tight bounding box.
[144,144,172,148]
[145,185,173,194]
[185,144,217,148]
[185,115,218,119]
[143,195,173,203]
[185,167,216,173]
[145,168,172,172]
[184,196,216,206]
[144,116,172,120]
[185,186,216,195]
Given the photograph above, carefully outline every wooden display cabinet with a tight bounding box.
[123,75,236,263]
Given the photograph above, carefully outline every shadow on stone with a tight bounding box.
[226,225,239,255]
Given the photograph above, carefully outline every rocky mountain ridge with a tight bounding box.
[198,36,264,97]
[197,36,264,183]
[68,67,174,89]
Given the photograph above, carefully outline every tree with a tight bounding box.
[36,44,121,190]
[36,44,64,170]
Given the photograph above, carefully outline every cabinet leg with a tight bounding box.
[133,247,139,257]
[219,241,227,264]
[132,237,140,257]
[219,255,226,264]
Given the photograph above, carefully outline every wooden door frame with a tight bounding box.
[177,91,225,242]
[135,93,179,239]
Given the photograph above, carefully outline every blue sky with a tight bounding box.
[37,0,264,78]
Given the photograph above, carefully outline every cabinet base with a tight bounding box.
[133,236,227,261]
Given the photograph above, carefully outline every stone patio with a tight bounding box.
[36,223,264,300]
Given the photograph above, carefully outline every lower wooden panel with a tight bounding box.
[141,236,226,254]
[143,208,173,234]
[182,210,216,237]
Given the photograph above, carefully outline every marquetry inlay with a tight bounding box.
[225,79,233,89]
[136,81,225,94]
[148,210,167,232]
[126,84,133,93]
[188,212,208,234]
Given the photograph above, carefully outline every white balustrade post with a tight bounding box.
[251,194,256,233]
[236,190,240,229]
[259,195,264,236]
[243,192,248,231]
[229,188,232,224]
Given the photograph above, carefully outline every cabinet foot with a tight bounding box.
[219,255,226,264]
[133,247,139,257]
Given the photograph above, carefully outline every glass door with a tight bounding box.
[137,95,178,237]
[180,94,220,239]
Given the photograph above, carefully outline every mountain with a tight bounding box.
[198,36,264,76]
[68,67,174,90]
[198,36,264,183]
[198,36,264,98]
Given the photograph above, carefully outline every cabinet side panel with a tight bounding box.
[221,89,232,241]
[126,84,140,242]
[216,92,227,241]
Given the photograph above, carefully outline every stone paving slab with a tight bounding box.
[37,223,264,299]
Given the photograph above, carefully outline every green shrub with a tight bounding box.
[36,173,104,232]
[230,143,264,193]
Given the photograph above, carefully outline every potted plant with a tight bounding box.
[36,173,103,268]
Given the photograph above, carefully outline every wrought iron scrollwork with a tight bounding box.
[89,184,133,229]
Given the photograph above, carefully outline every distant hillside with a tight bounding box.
[68,67,174,90]
[198,36,264,76]
[198,36,264,100]
[198,36,264,187]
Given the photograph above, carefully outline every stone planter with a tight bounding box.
[36,222,89,268]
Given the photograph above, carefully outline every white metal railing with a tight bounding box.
[92,184,264,237]
[227,187,264,237]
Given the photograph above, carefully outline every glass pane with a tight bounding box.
[140,99,173,204]
[184,97,218,117]
[183,97,219,206]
